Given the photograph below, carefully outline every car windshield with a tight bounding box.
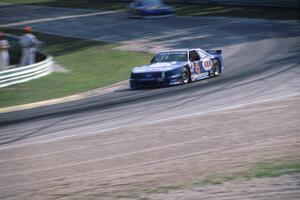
[135,0,161,7]
[153,51,187,63]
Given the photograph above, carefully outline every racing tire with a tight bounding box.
[182,67,190,84]
[210,59,221,77]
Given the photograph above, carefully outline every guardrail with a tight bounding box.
[0,33,53,88]
[0,56,53,88]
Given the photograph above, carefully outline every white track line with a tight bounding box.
[0,92,298,151]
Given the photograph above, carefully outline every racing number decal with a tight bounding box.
[202,60,213,71]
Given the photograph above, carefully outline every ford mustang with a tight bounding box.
[130,48,223,89]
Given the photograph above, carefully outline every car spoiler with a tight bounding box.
[205,50,222,55]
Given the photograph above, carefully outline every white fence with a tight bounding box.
[0,56,53,88]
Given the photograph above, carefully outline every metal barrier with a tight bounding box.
[0,56,53,88]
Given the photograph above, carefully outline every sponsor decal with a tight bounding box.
[133,67,174,73]
[190,65,194,73]
[193,72,209,80]
[202,59,213,71]
[150,62,172,68]
[194,62,201,74]
[160,51,186,55]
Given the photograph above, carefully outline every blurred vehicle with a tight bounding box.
[128,0,174,18]
[130,48,223,89]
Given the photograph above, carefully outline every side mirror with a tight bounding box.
[150,57,155,63]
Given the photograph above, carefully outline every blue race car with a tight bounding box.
[130,49,223,89]
[128,0,174,18]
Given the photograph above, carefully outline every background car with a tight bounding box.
[130,48,223,89]
[128,0,174,18]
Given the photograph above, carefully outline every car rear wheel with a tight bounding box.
[182,67,190,84]
[210,59,221,77]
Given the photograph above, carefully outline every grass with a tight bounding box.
[143,183,184,194]
[244,160,300,178]
[0,28,152,108]
[173,3,300,20]
[144,159,300,194]
[1,0,299,20]
[197,160,300,186]
[0,0,127,11]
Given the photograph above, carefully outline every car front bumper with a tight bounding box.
[129,75,182,89]
[129,7,174,16]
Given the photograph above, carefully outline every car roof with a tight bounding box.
[158,48,204,53]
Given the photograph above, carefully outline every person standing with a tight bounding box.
[19,26,39,66]
[0,32,10,71]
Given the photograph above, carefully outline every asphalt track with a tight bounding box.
[0,5,299,142]
[0,4,300,200]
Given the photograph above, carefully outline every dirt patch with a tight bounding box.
[52,62,70,74]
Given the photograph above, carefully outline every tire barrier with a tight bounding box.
[0,55,53,88]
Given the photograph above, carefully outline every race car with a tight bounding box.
[128,0,174,18]
[129,48,223,89]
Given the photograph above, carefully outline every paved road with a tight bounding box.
[0,4,299,200]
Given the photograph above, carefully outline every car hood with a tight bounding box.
[132,61,187,73]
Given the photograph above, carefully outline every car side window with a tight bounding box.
[189,50,200,62]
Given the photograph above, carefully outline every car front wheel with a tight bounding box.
[182,67,190,84]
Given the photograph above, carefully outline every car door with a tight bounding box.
[198,50,213,75]
[189,50,204,81]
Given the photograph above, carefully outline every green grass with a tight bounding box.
[143,160,300,194]
[244,160,300,178]
[197,160,300,186]
[173,3,300,20]
[0,0,127,11]
[1,0,299,20]
[0,28,152,108]
[144,183,184,194]
[1,0,50,3]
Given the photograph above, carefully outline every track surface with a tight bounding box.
[0,4,300,200]
[0,95,299,200]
